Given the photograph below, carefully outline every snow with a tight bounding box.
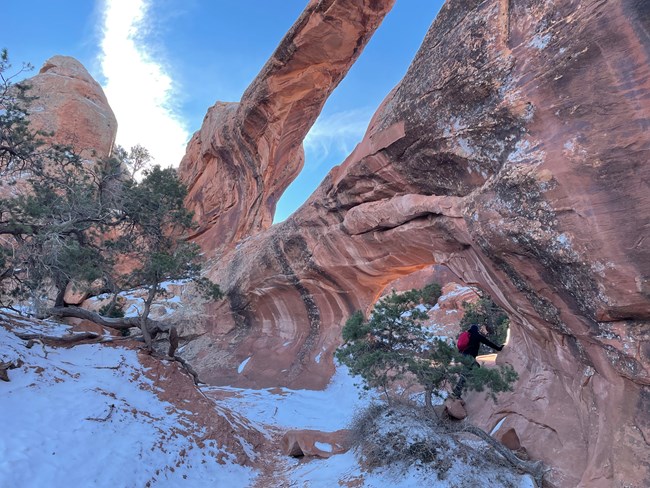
[0,315,255,488]
[238,356,251,374]
[314,441,333,453]
[1,299,537,488]
[204,366,377,434]
[124,303,141,317]
[440,285,474,298]
[314,347,325,363]
[490,416,507,436]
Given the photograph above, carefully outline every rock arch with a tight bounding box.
[178,1,650,486]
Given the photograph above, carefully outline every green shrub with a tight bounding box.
[98,300,125,318]
[420,282,442,306]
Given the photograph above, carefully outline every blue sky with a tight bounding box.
[4,1,443,222]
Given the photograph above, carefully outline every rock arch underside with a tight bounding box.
[175,0,650,486]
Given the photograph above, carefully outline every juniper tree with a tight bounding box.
[0,51,222,355]
[0,48,37,176]
[336,290,517,408]
[110,165,223,349]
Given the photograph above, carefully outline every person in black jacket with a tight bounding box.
[463,324,503,360]
[452,324,504,398]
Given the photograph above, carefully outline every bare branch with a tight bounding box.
[45,306,165,332]
[446,420,546,484]
[86,403,116,422]
[16,331,101,346]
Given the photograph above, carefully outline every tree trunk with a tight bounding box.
[140,285,157,350]
[16,331,101,344]
[425,385,433,409]
[54,283,67,308]
[168,326,179,357]
[454,422,546,485]
[46,306,166,333]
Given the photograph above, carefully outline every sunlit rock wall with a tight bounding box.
[24,55,117,159]
[179,1,649,486]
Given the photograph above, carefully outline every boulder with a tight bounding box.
[281,429,351,458]
[444,397,467,420]
[23,56,117,159]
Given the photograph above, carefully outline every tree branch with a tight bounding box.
[449,420,546,484]
[16,331,101,345]
[45,306,167,333]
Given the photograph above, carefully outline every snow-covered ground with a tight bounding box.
[0,314,255,488]
[204,366,376,435]
[1,309,534,487]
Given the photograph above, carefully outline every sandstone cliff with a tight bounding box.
[178,0,650,486]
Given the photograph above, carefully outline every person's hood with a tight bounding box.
[469,325,479,334]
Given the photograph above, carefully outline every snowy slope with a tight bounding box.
[1,310,535,488]
[0,314,255,488]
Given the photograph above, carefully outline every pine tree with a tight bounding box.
[336,290,517,407]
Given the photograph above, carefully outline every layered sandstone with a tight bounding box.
[178,0,396,252]
[179,0,649,486]
[24,55,117,159]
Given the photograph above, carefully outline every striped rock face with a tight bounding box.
[177,1,649,486]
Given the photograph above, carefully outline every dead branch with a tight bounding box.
[447,420,545,485]
[93,358,126,370]
[86,403,116,422]
[46,306,173,344]
[26,338,48,358]
[168,326,179,357]
[16,331,101,347]
[30,308,202,387]
[46,306,144,330]
[172,355,202,385]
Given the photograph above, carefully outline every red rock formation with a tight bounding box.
[24,56,117,159]
[281,429,350,458]
[178,0,396,253]
[380,264,457,296]
[423,282,479,336]
[179,0,649,486]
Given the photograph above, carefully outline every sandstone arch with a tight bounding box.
[179,0,650,486]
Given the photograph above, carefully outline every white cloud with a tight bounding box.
[98,0,189,167]
[304,108,373,170]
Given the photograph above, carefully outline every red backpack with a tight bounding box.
[457,331,471,353]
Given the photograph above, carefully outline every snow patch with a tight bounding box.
[204,366,377,432]
[0,319,256,487]
[315,348,324,363]
[315,441,333,453]
[238,356,252,374]
[490,416,507,436]
[528,32,552,49]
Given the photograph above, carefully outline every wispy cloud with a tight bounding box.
[304,108,373,169]
[98,0,189,167]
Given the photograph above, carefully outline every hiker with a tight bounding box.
[452,324,504,398]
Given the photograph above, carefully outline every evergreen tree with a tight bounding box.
[337,291,517,407]
[0,51,221,356]
[112,165,222,349]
